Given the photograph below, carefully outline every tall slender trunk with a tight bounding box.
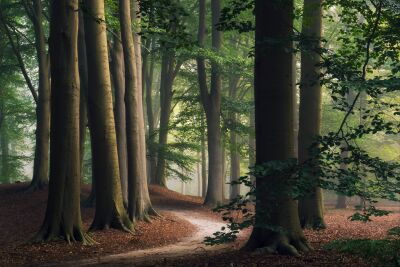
[298,0,325,230]
[83,0,132,231]
[119,0,156,221]
[1,121,9,184]
[110,34,128,205]
[143,39,157,183]
[28,0,50,191]
[197,0,224,206]
[34,0,90,243]
[78,10,94,207]
[154,52,178,187]
[245,0,310,255]
[229,76,241,199]
[200,115,207,197]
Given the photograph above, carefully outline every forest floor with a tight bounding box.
[0,183,399,266]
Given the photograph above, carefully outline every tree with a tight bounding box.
[110,33,128,205]
[197,0,224,206]
[245,0,310,255]
[24,0,51,191]
[83,0,132,231]
[34,0,91,243]
[298,0,326,229]
[119,0,156,221]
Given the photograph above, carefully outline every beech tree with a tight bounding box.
[34,0,90,243]
[245,0,310,255]
[83,0,132,231]
[298,0,326,229]
[197,0,224,206]
[119,0,156,221]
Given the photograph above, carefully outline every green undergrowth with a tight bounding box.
[324,238,400,267]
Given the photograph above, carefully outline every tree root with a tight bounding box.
[31,226,96,245]
[244,233,311,256]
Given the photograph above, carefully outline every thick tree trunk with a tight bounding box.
[34,0,91,243]
[229,76,241,199]
[249,93,256,186]
[245,0,310,255]
[27,0,50,192]
[110,34,128,206]
[298,0,326,230]
[83,0,132,231]
[119,0,156,221]
[197,0,224,206]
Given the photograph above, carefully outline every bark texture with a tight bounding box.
[245,0,310,255]
[34,0,91,243]
[27,0,51,191]
[298,0,326,230]
[197,0,224,206]
[110,34,128,205]
[119,0,156,221]
[83,0,132,231]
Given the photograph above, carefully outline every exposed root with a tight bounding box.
[244,232,311,256]
[30,226,96,245]
[24,181,47,193]
[89,214,134,234]
[301,218,326,230]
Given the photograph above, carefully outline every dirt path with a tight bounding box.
[50,207,239,267]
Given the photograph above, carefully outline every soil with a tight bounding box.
[1,183,399,267]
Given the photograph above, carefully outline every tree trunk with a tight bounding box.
[27,0,50,192]
[197,0,224,206]
[77,9,94,208]
[34,0,91,243]
[200,114,207,197]
[82,0,132,231]
[154,52,178,187]
[1,120,9,184]
[229,76,241,199]
[143,38,157,183]
[245,0,310,255]
[110,34,128,206]
[119,0,156,222]
[336,145,348,209]
[298,0,326,230]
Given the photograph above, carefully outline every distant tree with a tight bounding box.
[197,0,224,206]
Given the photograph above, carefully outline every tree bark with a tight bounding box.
[154,52,181,187]
[20,0,51,192]
[33,0,91,243]
[110,34,128,206]
[83,0,132,231]
[119,0,156,221]
[143,38,157,183]
[197,0,224,206]
[200,114,207,197]
[245,0,310,255]
[229,76,241,199]
[1,119,9,184]
[298,0,326,230]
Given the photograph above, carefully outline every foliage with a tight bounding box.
[324,239,400,267]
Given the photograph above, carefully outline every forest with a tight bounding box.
[0,0,399,266]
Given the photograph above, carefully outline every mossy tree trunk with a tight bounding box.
[245,0,310,255]
[83,0,132,231]
[197,0,224,206]
[34,0,90,243]
[110,34,128,206]
[119,0,156,222]
[298,0,326,230]
[24,0,50,192]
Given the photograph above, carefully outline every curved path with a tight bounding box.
[52,208,240,267]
